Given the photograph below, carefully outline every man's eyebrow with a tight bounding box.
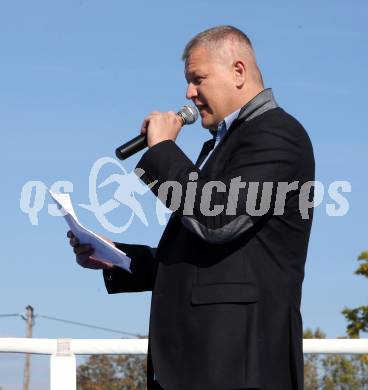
[184,70,195,81]
[185,70,205,80]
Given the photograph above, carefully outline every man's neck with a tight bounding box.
[208,86,266,132]
[240,86,265,109]
[220,86,265,125]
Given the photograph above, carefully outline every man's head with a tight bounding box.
[183,26,264,131]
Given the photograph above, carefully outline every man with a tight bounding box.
[69,26,314,389]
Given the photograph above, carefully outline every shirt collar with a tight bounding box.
[215,108,241,144]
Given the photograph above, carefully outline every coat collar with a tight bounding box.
[237,88,278,122]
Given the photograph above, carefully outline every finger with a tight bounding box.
[74,245,93,256]
[77,255,112,270]
[141,117,150,135]
[76,254,95,268]
[169,111,183,125]
[69,236,80,247]
[89,256,114,269]
[67,230,74,238]
[141,112,162,134]
[73,244,94,256]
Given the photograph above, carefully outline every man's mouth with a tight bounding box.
[196,104,209,115]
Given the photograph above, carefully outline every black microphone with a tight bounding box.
[115,105,198,160]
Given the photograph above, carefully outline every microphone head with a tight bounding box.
[177,105,198,125]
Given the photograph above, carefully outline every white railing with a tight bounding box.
[0,338,367,390]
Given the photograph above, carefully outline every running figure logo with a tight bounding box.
[80,157,156,233]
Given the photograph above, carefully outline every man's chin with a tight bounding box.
[201,117,217,132]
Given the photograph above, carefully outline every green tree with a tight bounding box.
[303,249,368,389]
[321,353,361,390]
[339,249,368,389]
[77,354,147,390]
[303,329,368,390]
[342,250,368,338]
[304,328,325,390]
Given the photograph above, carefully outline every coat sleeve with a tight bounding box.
[103,243,157,293]
[135,121,313,244]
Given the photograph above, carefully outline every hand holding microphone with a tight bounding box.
[140,111,183,147]
[115,105,198,160]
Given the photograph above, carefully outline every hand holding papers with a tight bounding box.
[49,190,131,272]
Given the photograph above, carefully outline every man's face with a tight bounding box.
[185,45,237,131]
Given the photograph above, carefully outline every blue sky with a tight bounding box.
[1,0,367,388]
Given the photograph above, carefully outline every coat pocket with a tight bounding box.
[191,282,258,305]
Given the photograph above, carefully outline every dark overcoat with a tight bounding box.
[104,105,315,390]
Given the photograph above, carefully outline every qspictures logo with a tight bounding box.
[19,156,351,233]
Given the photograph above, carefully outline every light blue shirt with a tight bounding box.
[199,108,241,169]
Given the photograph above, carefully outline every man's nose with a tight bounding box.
[186,83,197,100]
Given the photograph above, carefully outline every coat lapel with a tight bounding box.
[194,138,216,168]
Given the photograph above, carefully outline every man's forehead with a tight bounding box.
[186,45,210,64]
[184,43,233,76]
[184,46,211,74]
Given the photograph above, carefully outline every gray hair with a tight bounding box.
[182,25,253,62]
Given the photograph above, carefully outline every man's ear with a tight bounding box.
[233,60,246,88]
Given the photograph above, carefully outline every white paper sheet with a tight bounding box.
[49,190,131,272]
